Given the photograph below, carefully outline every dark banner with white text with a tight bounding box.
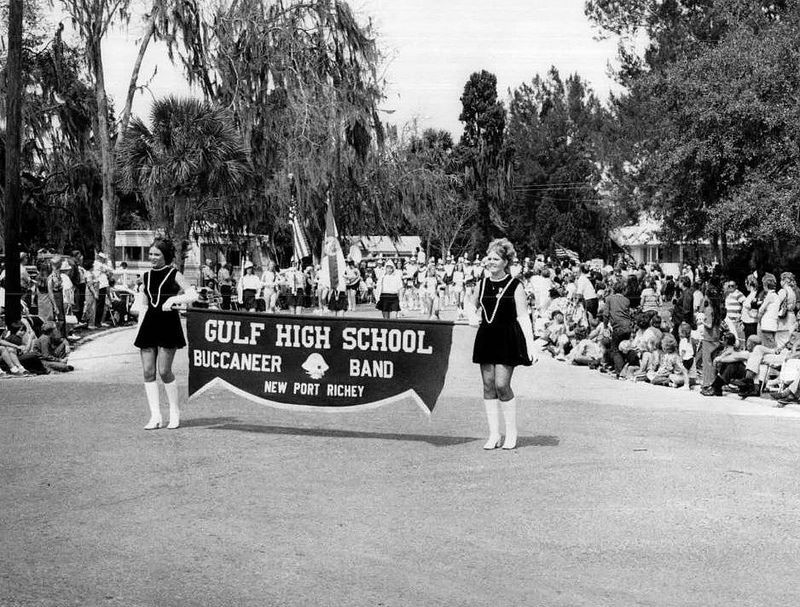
[187,309,454,415]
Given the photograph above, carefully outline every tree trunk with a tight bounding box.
[90,40,117,264]
[172,197,190,272]
[118,6,157,143]
[3,0,24,325]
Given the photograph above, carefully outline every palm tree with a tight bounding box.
[116,96,251,268]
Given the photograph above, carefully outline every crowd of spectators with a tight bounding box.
[518,255,800,406]
[0,248,138,377]
[4,243,800,405]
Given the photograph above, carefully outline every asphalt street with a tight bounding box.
[2,312,800,607]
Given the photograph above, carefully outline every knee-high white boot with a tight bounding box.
[483,399,501,450]
[143,381,162,430]
[164,380,180,430]
[501,397,517,450]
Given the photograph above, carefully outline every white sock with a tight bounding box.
[501,397,517,449]
[144,381,160,419]
[164,380,180,428]
[483,399,501,449]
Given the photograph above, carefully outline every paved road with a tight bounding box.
[2,312,800,607]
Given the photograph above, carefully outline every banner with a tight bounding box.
[187,309,455,415]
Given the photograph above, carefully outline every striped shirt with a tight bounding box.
[725,290,745,322]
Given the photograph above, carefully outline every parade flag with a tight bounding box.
[322,197,346,291]
[187,309,455,415]
[290,205,311,261]
[554,241,580,263]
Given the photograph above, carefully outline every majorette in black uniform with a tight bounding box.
[472,274,531,367]
[134,265,187,349]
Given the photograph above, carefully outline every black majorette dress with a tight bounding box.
[134,266,187,350]
[472,274,531,367]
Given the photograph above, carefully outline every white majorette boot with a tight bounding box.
[483,398,502,450]
[164,380,180,430]
[143,381,162,430]
[501,397,518,450]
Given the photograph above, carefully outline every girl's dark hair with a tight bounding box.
[151,238,176,264]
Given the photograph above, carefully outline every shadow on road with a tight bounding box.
[183,417,559,448]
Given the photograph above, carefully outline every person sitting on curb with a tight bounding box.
[32,321,74,373]
[702,333,756,397]
[0,321,49,375]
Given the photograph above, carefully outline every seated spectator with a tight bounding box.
[541,309,570,359]
[0,321,48,375]
[651,334,688,387]
[616,339,641,379]
[568,327,603,367]
[107,278,131,325]
[733,329,800,398]
[640,336,663,382]
[702,333,752,397]
[32,321,73,372]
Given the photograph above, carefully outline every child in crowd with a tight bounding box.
[650,334,686,386]
[678,322,695,390]
[32,321,73,372]
[569,327,603,367]
[640,335,663,382]
[651,334,687,387]
[543,309,570,359]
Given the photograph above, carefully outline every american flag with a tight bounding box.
[290,205,311,261]
[554,242,580,263]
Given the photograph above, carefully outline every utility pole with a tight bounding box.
[4,0,24,325]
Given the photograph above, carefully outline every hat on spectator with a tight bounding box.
[97,252,107,259]
[243,260,254,270]
[59,260,71,271]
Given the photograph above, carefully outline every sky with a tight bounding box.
[92,0,623,138]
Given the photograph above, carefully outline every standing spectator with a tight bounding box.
[94,253,111,327]
[699,285,723,394]
[118,261,134,289]
[71,250,87,325]
[47,256,66,336]
[776,272,797,348]
[672,276,695,341]
[19,252,32,309]
[576,263,598,320]
[740,275,760,340]
[603,281,634,377]
[663,275,676,303]
[757,273,780,349]
[201,258,216,289]
[217,259,233,310]
[83,264,99,326]
[625,274,641,310]
[724,279,746,344]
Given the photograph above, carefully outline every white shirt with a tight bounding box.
[575,274,597,300]
[377,272,403,295]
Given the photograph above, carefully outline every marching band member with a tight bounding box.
[133,238,198,430]
[467,238,534,450]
